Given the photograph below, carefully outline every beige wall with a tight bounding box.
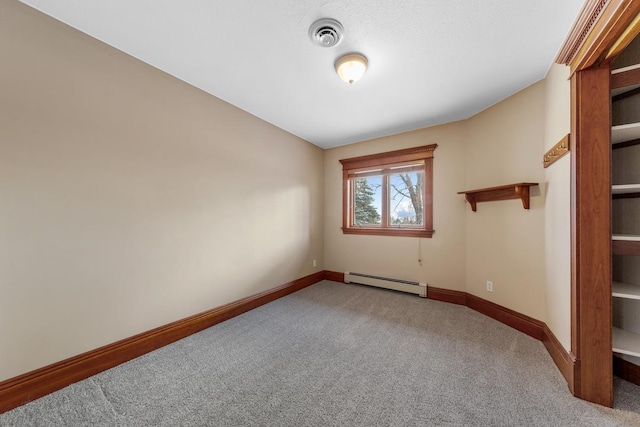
[0,1,324,381]
[324,123,468,291]
[543,64,572,351]
[464,82,547,321]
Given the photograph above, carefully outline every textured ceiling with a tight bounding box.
[19,0,585,148]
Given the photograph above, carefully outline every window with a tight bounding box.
[339,144,436,238]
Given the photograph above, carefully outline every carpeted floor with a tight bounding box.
[1,280,640,426]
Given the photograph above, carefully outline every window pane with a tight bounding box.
[353,176,382,225]
[389,171,423,226]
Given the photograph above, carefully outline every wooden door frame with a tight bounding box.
[557,0,640,407]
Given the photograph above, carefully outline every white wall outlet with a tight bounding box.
[313,259,317,267]
[486,281,494,292]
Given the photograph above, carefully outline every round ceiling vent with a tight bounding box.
[309,18,344,48]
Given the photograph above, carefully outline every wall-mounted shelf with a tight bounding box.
[457,182,538,212]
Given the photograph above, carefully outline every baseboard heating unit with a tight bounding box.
[344,271,426,297]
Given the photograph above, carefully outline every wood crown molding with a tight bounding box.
[0,270,330,414]
[556,0,608,67]
[556,0,640,72]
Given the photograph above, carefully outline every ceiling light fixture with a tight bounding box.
[335,53,368,84]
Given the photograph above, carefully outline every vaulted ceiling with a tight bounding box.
[20,0,585,148]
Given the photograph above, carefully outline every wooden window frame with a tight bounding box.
[339,144,437,238]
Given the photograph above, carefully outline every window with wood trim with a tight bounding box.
[339,144,436,238]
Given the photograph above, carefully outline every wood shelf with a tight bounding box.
[457,182,538,212]
[612,63,640,92]
[612,235,640,255]
[613,281,640,300]
[613,327,640,358]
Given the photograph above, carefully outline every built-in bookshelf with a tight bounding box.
[611,47,640,371]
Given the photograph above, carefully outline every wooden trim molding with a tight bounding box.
[465,294,544,340]
[339,144,436,239]
[426,286,467,305]
[0,271,327,414]
[556,0,608,68]
[543,134,570,168]
[556,0,640,72]
[324,270,345,283]
[542,324,577,392]
[570,65,613,407]
[338,144,437,170]
[613,355,640,386]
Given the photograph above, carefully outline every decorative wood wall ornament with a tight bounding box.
[543,134,570,168]
[457,183,538,212]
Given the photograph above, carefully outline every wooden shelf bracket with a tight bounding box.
[458,182,539,212]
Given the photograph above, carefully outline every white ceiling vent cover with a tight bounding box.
[309,18,344,48]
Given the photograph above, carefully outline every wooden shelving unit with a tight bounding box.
[457,182,538,212]
[611,58,640,368]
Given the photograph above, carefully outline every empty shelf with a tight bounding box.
[613,327,640,358]
[613,237,640,255]
[612,64,640,92]
[612,234,640,241]
[613,281,640,300]
[613,184,640,194]
[612,122,640,144]
[612,63,640,75]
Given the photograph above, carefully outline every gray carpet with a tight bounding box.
[2,280,640,426]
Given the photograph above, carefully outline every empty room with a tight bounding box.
[2,0,640,425]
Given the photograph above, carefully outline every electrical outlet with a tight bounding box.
[486,281,494,292]
[313,259,317,267]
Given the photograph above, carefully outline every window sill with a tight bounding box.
[342,227,434,238]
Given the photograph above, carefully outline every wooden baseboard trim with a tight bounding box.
[426,286,467,305]
[542,324,576,388]
[0,271,326,414]
[613,355,640,386]
[324,270,345,283]
[466,294,545,340]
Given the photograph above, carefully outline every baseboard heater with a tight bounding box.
[344,271,426,298]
